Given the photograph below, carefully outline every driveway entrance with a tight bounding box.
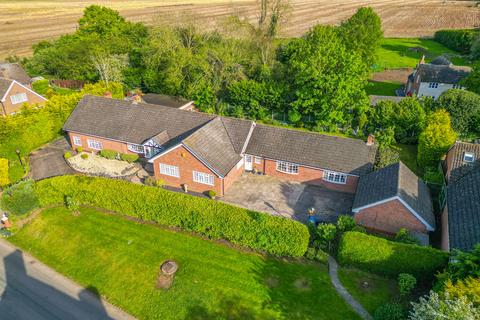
[29,137,75,180]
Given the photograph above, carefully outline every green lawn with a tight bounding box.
[9,206,361,320]
[338,267,399,315]
[366,80,401,96]
[395,143,419,175]
[376,38,471,71]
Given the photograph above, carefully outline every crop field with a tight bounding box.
[1,0,479,59]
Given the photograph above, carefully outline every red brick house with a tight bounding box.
[63,95,377,196]
[0,77,47,116]
[352,162,435,241]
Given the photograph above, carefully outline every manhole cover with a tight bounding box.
[161,260,178,275]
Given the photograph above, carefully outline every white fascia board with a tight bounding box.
[2,80,47,102]
[147,144,182,163]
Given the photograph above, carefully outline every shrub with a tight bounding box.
[144,176,156,186]
[64,196,79,212]
[305,247,316,260]
[63,152,72,160]
[208,190,216,199]
[31,79,50,95]
[99,149,118,160]
[373,303,405,320]
[315,249,329,264]
[410,291,479,320]
[0,179,39,216]
[0,158,10,188]
[33,176,310,257]
[394,228,420,245]
[314,223,337,252]
[398,273,416,297]
[337,215,356,232]
[81,153,89,160]
[76,147,83,153]
[120,153,138,163]
[352,225,366,233]
[155,179,165,188]
[338,232,448,280]
[434,29,478,54]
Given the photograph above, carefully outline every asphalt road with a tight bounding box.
[0,239,135,320]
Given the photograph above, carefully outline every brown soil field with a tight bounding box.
[1,0,479,59]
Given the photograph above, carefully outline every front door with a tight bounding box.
[244,154,253,171]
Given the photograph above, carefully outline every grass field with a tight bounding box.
[338,267,399,314]
[1,0,480,59]
[9,206,361,320]
[366,81,402,96]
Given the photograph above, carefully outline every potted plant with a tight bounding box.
[208,190,216,200]
[182,184,188,193]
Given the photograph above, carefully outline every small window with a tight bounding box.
[428,82,439,89]
[254,156,262,164]
[10,92,28,105]
[72,136,82,146]
[276,161,299,174]
[463,152,475,163]
[323,171,347,185]
[193,171,214,186]
[127,144,144,154]
[87,139,103,150]
[160,163,179,177]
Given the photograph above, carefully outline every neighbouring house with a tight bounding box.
[441,141,480,252]
[369,95,405,106]
[63,95,377,196]
[0,63,31,86]
[405,56,471,100]
[0,77,47,116]
[141,93,195,111]
[352,162,435,241]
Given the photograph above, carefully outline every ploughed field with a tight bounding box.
[1,0,480,59]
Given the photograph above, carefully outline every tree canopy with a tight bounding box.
[437,89,480,138]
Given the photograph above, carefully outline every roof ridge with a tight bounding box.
[218,117,238,153]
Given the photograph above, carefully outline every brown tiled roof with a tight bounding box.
[353,162,435,230]
[245,124,377,176]
[447,167,480,251]
[0,63,30,84]
[141,93,192,109]
[447,142,480,183]
[0,78,13,99]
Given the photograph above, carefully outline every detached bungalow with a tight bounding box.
[63,95,377,196]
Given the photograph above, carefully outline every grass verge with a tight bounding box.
[9,206,361,320]
[366,81,401,96]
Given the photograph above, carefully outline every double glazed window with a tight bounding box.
[193,171,214,186]
[323,171,347,184]
[10,92,28,105]
[276,161,299,174]
[87,139,103,150]
[428,82,439,89]
[159,163,180,178]
[72,136,82,146]
[127,144,145,154]
[464,152,475,163]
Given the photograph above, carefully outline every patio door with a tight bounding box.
[244,154,253,171]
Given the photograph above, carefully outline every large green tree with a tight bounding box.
[278,25,369,131]
[437,89,480,137]
[461,64,480,95]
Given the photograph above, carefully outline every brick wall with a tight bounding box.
[153,145,223,196]
[1,82,46,115]
[223,159,244,193]
[354,199,427,235]
[262,159,358,193]
[67,132,136,155]
[440,206,450,251]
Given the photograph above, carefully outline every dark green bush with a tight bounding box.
[120,153,139,163]
[373,303,405,320]
[434,29,479,54]
[208,190,216,199]
[398,273,416,297]
[99,149,118,160]
[338,232,448,280]
[31,80,50,96]
[33,176,309,257]
[0,179,39,216]
[394,228,420,245]
[144,176,156,186]
[337,214,356,232]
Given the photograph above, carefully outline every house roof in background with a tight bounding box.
[430,56,452,66]
[447,167,480,251]
[141,93,193,109]
[447,141,480,183]
[353,162,435,229]
[0,78,13,100]
[0,63,31,84]
[417,63,471,84]
[369,95,405,106]
[245,124,377,176]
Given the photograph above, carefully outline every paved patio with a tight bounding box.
[221,174,355,223]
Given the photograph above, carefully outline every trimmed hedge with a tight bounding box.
[434,29,479,54]
[120,153,139,163]
[99,149,117,160]
[33,175,309,257]
[338,232,448,280]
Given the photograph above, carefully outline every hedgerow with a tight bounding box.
[33,175,309,257]
[338,232,448,281]
[434,29,479,54]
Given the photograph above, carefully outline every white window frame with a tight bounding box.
[72,136,82,146]
[323,171,347,185]
[127,144,145,154]
[276,161,299,175]
[193,170,214,186]
[10,92,28,105]
[159,163,179,178]
[254,156,262,164]
[87,139,103,150]
[463,152,475,163]
[428,82,439,89]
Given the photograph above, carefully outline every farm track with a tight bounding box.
[0,0,479,59]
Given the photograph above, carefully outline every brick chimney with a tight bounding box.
[103,91,112,98]
[366,134,375,146]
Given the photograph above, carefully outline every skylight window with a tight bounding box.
[463,152,475,163]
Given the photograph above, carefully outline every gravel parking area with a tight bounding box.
[222,174,354,223]
[67,154,140,178]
